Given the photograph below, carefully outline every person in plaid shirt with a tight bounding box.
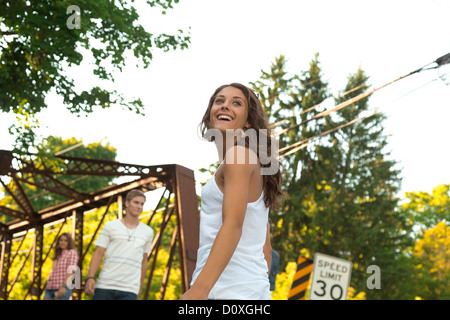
[44,233,79,300]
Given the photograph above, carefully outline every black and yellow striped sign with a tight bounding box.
[288,256,313,300]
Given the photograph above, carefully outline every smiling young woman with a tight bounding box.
[181,83,285,300]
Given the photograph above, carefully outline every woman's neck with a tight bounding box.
[214,133,241,162]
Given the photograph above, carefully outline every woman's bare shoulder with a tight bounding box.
[224,145,259,168]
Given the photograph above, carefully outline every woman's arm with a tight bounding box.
[263,222,272,275]
[180,146,256,300]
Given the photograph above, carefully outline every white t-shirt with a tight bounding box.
[95,219,153,295]
[191,171,271,300]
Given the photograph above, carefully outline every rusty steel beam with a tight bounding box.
[58,155,168,177]
[174,165,200,292]
[8,230,29,270]
[0,177,34,217]
[0,150,13,176]
[80,197,114,262]
[143,200,175,300]
[72,209,84,300]
[159,223,178,300]
[8,241,33,296]
[1,148,200,300]
[15,172,85,201]
[0,206,28,221]
[0,233,12,300]
[146,188,170,226]
[30,223,43,300]
[1,150,171,179]
[0,150,172,227]
[5,175,167,235]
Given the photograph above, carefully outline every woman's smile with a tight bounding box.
[210,86,249,132]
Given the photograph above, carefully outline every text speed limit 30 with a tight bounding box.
[309,253,352,300]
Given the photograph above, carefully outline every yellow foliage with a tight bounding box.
[270,261,366,300]
[347,287,366,300]
[4,203,185,300]
[271,262,297,300]
[414,222,450,273]
[413,221,450,299]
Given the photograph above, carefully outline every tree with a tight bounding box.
[252,55,411,299]
[413,221,450,299]
[252,54,331,267]
[396,184,450,299]
[321,67,411,299]
[0,0,190,151]
[400,184,450,233]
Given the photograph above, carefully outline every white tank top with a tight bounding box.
[190,169,271,300]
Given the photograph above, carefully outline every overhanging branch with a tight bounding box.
[0,31,17,36]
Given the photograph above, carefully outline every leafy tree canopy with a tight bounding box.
[413,221,450,299]
[253,54,410,299]
[0,0,190,151]
[400,184,450,233]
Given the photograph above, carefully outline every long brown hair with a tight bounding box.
[199,83,286,211]
[53,233,75,260]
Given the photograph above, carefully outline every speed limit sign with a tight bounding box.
[309,253,352,300]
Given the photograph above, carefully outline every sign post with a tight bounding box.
[309,252,352,300]
[288,255,313,300]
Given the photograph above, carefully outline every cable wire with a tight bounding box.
[274,55,448,138]
[278,75,442,159]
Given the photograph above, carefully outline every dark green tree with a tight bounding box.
[253,55,411,299]
[0,0,190,151]
[392,184,450,300]
[252,53,331,267]
[315,67,411,299]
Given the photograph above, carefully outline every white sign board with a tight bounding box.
[309,252,352,300]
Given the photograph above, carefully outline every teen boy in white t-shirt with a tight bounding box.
[85,189,153,300]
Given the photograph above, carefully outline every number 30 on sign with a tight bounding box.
[309,253,352,300]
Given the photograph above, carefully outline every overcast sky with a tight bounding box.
[1,0,449,203]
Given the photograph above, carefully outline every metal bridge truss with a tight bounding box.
[0,150,199,300]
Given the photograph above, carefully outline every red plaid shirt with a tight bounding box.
[46,249,79,290]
